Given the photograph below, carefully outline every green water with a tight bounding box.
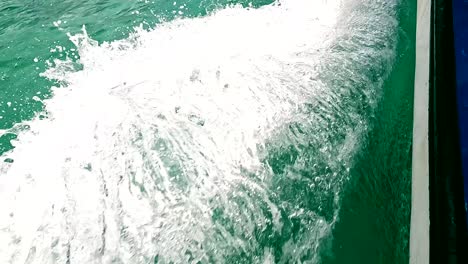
[0,0,415,263]
[322,0,416,262]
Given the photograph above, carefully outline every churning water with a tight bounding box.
[0,0,414,263]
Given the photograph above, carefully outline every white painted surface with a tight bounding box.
[410,0,431,263]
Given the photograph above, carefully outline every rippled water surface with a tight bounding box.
[0,0,415,263]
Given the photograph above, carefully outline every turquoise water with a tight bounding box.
[0,0,415,263]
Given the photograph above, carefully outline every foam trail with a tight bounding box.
[0,0,398,263]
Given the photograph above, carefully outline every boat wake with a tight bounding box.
[0,0,398,263]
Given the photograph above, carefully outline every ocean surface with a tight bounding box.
[0,0,415,263]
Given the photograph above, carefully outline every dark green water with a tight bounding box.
[322,0,416,263]
[0,0,415,263]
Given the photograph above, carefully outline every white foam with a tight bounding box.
[0,0,398,263]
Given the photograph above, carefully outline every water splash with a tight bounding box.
[0,0,398,263]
